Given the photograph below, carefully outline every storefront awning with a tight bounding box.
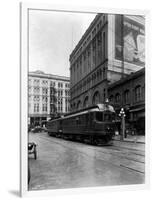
[129,107,145,112]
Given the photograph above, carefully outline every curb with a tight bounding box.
[112,138,145,144]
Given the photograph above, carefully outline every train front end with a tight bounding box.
[93,104,116,145]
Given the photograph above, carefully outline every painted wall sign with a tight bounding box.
[115,15,145,65]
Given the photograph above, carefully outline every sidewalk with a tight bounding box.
[113,134,145,144]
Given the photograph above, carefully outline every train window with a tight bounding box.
[104,113,111,121]
[96,112,103,121]
[76,117,81,125]
[85,114,90,124]
[111,113,115,121]
[89,113,93,122]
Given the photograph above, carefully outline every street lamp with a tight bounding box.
[119,108,126,141]
[105,98,109,103]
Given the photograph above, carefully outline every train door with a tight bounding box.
[89,112,94,128]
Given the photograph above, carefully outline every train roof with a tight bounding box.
[48,104,115,122]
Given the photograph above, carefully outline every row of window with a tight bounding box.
[29,95,48,102]
[57,106,70,113]
[71,89,104,110]
[71,14,106,63]
[28,87,48,94]
[58,82,70,88]
[57,89,70,97]
[29,103,48,112]
[29,103,70,113]
[29,95,70,104]
[50,97,70,104]
[71,32,106,85]
[71,67,106,98]
[29,79,48,85]
[29,79,70,88]
[29,87,70,95]
[109,85,145,104]
[70,85,144,111]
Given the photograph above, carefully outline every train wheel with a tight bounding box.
[104,136,110,144]
[68,135,73,140]
[94,138,99,145]
[90,136,95,145]
[80,136,84,143]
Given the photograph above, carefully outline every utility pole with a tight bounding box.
[119,108,126,141]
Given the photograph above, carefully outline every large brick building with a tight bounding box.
[69,13,145,111]
[108,68,145,135]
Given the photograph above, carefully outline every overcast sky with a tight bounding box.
[29,10,96,77]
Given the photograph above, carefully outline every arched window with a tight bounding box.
[109,95,114,104]
[92,91,100,105]
[115,93,121,103]
[77,100,82,110]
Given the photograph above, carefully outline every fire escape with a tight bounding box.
[50,83,57,119]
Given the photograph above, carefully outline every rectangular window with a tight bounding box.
[96,112,103,121]
[28,79,31,85]
[34,104,37,112]
[103,32,106,60]
[28,103,31,110]
[37,104,39,112]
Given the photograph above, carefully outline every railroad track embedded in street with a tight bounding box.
[31,133,145,175]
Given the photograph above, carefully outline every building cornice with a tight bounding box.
[29,71,70,82]
[108,68,145,90]
[125,15,145,25]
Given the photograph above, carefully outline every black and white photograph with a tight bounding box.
[20,2,148,198]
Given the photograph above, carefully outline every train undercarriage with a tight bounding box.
[48,131,113,146]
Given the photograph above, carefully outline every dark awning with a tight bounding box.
[129,107,145,112]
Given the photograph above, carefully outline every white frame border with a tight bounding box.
[20,2,150,197]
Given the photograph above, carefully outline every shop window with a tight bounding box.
[135,85,142,102]
[115,93,121,103]
[124,90,130,104]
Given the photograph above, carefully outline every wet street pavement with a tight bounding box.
[28,132,145,191]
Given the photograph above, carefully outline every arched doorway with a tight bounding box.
[83,96,89,108]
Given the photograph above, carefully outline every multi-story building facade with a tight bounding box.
[28,70,70,126]
[69,13,145,112]
[108,68,145,135]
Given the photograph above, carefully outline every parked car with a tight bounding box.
[31,126,43,133]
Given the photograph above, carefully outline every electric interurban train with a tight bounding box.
[46,103,116,145]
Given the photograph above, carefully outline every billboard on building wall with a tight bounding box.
[115,15,145,65]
